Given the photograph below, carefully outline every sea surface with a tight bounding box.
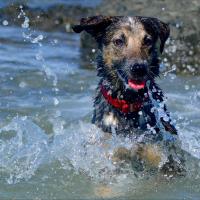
[0,2,200,200]
[0,0,101,8]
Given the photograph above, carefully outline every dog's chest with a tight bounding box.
[92,92,157,135]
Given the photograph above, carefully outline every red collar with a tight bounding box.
[100,84,144,114]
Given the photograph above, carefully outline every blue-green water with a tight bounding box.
[0,5,200,200]
[0,0,101,8]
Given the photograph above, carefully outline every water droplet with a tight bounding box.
[138,111,142,115]
[35,53,43,61]
[189,50,193,55]
[32,34,44,44]
[184,85,190,90]
[2,20,8,26]
[21,17,30,29]
[176,23,180,28]
[163,58,168,62]
[19,81,27,88]
[53,39,58,44]
[65,23,71,32]
[53,98,59,106]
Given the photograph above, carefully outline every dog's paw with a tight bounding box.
[134,144,162,167]
[112,147,132,163]
[159,155,186,177]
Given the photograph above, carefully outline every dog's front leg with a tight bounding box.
[132,144,162,168]
[112,144,162,170]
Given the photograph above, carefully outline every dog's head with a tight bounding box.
[73,16,169,91]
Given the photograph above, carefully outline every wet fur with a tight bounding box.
[73,16,185,175]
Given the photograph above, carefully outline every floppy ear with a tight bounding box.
[72,16,119,40]
[140,17,170,53]
[156,19,170,53]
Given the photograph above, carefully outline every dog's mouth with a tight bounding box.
[117,69,146,91]
[128,79,146,90]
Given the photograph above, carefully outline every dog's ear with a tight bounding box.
[140,17,170,53]
[72,16,119,40]
[155,19,170,53]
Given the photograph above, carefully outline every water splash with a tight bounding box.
[0,117,134,184]
[17,5,58,87]
[146,81,171,132]
[0,117,48,184]
[0,112,199,196]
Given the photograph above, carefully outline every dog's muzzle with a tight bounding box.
[117,62,148,91]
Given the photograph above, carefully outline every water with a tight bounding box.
[0,10,200,200]
[0,0,101,8]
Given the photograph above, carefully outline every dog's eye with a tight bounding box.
[113,38,124,47]
[144,35,153,46]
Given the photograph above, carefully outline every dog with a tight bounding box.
[72,16,185,175]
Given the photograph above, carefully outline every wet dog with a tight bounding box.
[73,16,185,175]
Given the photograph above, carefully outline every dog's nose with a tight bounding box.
[130,64,147,77]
